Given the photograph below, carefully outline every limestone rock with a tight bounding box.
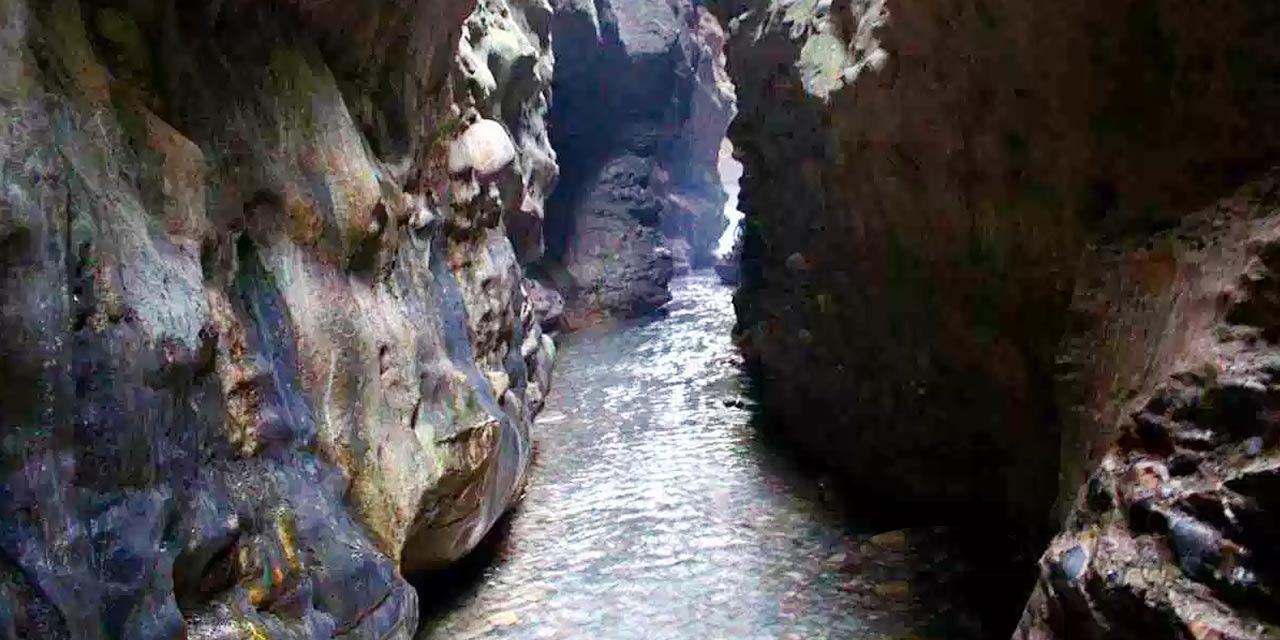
[449,119,518,178]
[524,277,566,331]
[1016,176,1280,639]
[0,0,557,636]
[713,0,1280,633]
[713,0,1280,522]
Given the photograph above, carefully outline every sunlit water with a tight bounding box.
[417,273,1008,639]
[716,140,744,257]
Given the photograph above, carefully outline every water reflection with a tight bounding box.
[416,273,1007,639]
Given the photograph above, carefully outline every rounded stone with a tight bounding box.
[448,119,518,178]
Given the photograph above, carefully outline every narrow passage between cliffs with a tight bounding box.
[413,273,1020,639]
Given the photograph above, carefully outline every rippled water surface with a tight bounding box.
[418,273,1001,639]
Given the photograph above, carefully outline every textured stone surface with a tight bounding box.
[714,0,1280,520]
[713,0,1280,634]
[542,0,734,326]
[1016,176,1280,639]
[0,0,556,636]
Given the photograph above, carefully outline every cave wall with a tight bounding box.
[0,0,557,636]
[712,0,1280,635]
[542,0,735,327]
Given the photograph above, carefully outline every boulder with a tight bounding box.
[448,119,518,178]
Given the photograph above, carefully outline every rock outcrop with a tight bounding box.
[712,0,1280,634]
[0,0,556,636]
[542,0,734,327]
[1016,174,1280,640]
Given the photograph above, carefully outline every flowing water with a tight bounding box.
[417,273,1011,639]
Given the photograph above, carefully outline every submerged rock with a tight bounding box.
[0,0,557,635]
[715,229,743,285]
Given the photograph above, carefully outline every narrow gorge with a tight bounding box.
[534,0,735,328]
[1,0,1278,639]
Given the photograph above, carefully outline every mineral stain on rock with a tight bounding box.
[5,0,1280,638]
[0,0,556,636]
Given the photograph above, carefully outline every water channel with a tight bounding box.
[417,273,1015,639]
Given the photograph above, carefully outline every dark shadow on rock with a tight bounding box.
[736,359,1037,639]
[410,504,523,635]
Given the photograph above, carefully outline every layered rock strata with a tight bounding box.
[0,0,556,636]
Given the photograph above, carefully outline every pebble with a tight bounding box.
[489,611,521,627]
[867,529,910,551]
[872,581,912,600]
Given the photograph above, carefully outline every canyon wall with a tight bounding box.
[0,0,556,636]
[541,0,735,327]
[1015,173,1280,639]
[712,0,1280,635]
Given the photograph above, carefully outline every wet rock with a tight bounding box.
[0,0,557,635]
[1048,545,1088,585]
[867,530,910,552]
[711,0,1280,531]
[714,260,740,286]
[524,278,566,331]
[715,230,743,285]
[713,0,1280,633]
[871,581,912,601]
[1014,179,1280,639]
[540,0,735,324]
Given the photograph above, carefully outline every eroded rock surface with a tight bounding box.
[0,0,556,636]
[1017,176,1280,639]
[542,0,735,327]
[712,0,1280,634]
[715,0,1280,515]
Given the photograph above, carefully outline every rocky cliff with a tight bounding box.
[1015,173,1280,639]
[0,0,556,637]
[541,0,734,327]
[712,0,1280,635]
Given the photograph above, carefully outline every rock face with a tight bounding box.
[712,0,1280,634]
[542,0,734,327]
[0,0,556,636]
[1016,175,1280,639]
[715,138,746,286]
